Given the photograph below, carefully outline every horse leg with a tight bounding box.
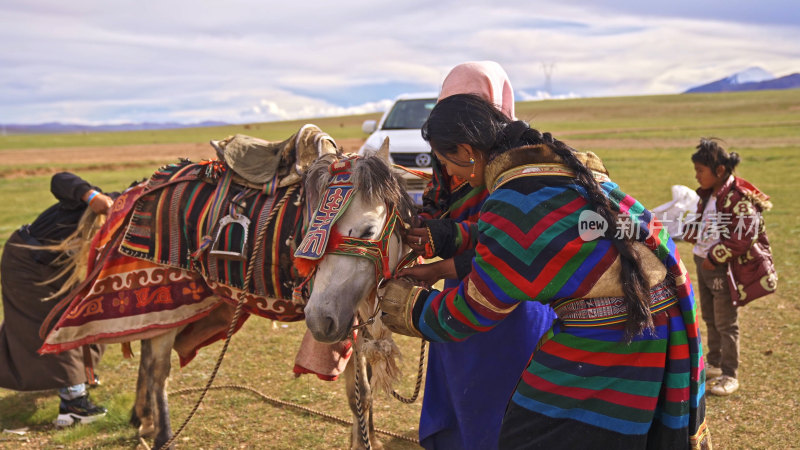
[132,339,155,439]
[150,328,181,450]
[131,328,181,449]
[344,352,383,450]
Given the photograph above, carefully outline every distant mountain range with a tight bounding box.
[0,120,228,135]
[4,68,798,134]
[685,67,800,93]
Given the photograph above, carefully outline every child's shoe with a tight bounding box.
[708,375,739,396]
[54,394,107,427]
[705,364,722,380]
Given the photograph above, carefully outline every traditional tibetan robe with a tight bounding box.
[414,145,710,449]
[418,163,557,450]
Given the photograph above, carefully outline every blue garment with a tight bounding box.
[419,294,556,449]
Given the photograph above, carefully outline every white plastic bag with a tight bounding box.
[651,185,699,240]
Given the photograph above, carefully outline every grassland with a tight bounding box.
[0,89,798,449]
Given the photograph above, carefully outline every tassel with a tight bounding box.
[361,316,402,396]
[121,342,134,359]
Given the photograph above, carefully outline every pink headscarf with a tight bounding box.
[438,61,515,120]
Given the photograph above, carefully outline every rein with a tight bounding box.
[293,154,417,308]
[350,249,419,331]
[293,154,426,448]
[293,153,423,331]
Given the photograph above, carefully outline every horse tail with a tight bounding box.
[40,208,107,301]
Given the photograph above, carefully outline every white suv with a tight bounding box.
[358,93,438,205]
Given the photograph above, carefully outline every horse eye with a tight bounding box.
[359,226,377,239]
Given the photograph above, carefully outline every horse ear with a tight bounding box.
[377,137,391,162]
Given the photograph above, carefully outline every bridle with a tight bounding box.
[294,155,418,331]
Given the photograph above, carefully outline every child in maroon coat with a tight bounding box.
[684,138,777,396]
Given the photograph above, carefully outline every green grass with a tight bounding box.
[0,114,382,151]
[1,89,799,449]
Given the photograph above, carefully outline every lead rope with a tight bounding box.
[137,384,419,449]
[352,328,372,449]
[152,185,297,450]
[346,236,429,448]
[388,251,428,404]
[391,339,426,404]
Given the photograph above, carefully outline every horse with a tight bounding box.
[296,139,418,448]
[38,126,409,449]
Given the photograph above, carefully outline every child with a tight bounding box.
[685,138,777,396]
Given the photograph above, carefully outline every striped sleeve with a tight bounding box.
[417,183,613,342]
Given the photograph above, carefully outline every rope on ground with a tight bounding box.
[166,384,419,444]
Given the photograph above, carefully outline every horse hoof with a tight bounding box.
[138,424,155,439]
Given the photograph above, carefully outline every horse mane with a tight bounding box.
[303,152,342,211]
[303,152,417,225]
[351,155,417,225]
[28,207,107,301]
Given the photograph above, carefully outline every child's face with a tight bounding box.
[694,162,721,190]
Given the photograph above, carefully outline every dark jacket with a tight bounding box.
[0,172,104,390]
[689,176,777,306]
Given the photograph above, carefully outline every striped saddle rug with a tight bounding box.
[41,159,308,361]
[119,159,305,306]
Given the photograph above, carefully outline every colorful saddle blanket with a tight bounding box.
[119,160,305,307]
[41,160,308,363]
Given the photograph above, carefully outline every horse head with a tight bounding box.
[298,139,416,343]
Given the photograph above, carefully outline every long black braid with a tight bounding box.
[423,94,654,341]
[525,129,653,341]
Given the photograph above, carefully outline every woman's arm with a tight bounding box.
[386,194,533,341]
[50,172,94,208]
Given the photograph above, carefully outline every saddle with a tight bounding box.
[119,124,339,298]
[211,124,338,188]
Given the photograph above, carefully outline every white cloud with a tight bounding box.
[0,0,798,124]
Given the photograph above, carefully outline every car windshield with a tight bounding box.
[382,98,437,130]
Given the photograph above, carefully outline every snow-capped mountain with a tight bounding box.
[726,67,774,84]
[685,67,800,93]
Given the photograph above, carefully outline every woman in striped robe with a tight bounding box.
[409,61,558,450]
[382,94,710,449]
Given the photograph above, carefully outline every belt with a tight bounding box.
[552,279,677,327]
[17,225,44,246]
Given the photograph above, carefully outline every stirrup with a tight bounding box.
[209,214,251,261]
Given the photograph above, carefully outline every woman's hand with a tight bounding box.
[404,226,432,257]
[396,258,457,288]
[83,190,114,215]
[89,193,114,215]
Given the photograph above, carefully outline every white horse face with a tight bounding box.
[304,191,404,343]
[303,139,410,343]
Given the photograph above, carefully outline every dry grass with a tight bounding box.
[0,319,425,449]
[1,89,799,449]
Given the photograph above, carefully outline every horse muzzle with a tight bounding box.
[304,302,354,343]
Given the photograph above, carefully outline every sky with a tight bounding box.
[1,0,799,125]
